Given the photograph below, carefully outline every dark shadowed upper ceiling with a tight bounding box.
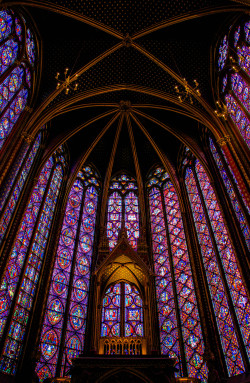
[3,0,250,181]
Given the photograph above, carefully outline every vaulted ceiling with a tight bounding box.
[4,0,249,181]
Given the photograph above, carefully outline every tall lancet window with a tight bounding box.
[36,166,100,382]
[209,137,250,250]
[0,9,37,150]
[217,19,250,148]
[184,153,250,376]
[0,149,65,375]
[147,167,207,381]
[0,131,41,245]
[107,174,139,251]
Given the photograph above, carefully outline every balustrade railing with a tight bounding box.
[99,337,147,355]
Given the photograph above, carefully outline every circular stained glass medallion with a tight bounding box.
[58,249,71,270]
[53,273,67,295]
[62,228,74,246]
[47,299,64,325]
[82,217,94,232]
[79,235,91,252]
[86,201,95,214]
[70,305,84,330]
[41,329,58,360]
[77,256,89,276]
[74,279,87,301]
[65,208,78,226]
[70,193,81,208]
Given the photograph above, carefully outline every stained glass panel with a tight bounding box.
[231,73,250,113]
[36,168,99,381]
[125,284,143,337]
[218,35,228,71]
[149,187,181,373]
[36,179,84,381]
[0,10,36,151]
[125,192,139,249]
[0,10,13,42]
[234,26,240,47]
[209,138,250,250]
[0,157,63,375]
[0,88,29,150]
[0,39,18,77]
[237,44,250,76]
[185,165,245,376]
[195,161,250,362]
[163,181,207,381]
[225,94,250,148]
[61,186,98,376]
[107,192,122,251]
[244,21,250,43]
[101,284,121,337]
[0,133,41,245]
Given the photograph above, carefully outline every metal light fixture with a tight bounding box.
[55,68,79,94]
[214,100,228,120]
[175,78,201,104]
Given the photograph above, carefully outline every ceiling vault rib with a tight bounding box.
[126,113,146,229]
[25,42,123,134]
[36,109,119,150]
[34,109,119,185]
[3,0,124,39]
[131,108,234,195]
[131,6,247,40]
[60,103,120,113]
[68,111,121,194]
[132,107,209,150]
[28,85,218,136]
[130,111,181,197]
[131,41,227,137]
[99,112,124,228]
[132,104,205,125]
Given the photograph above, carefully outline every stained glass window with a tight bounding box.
[209,138,250,250]
[185,158,250,376]
[218,35,228,71]
[244,21,250,43]
[0,132,41,245]
[0,10,36,150]
[101,282,143,338]
[101,284,121,337]
[218,20,250,148]
[0,151,64,375]
[36,166,99,382]
[107,174,139,251]
[148,167,207,381]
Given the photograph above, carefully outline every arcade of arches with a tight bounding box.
[0,1,249,383]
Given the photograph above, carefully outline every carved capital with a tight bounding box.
[217,135,231,147]
[21,132,34,144]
